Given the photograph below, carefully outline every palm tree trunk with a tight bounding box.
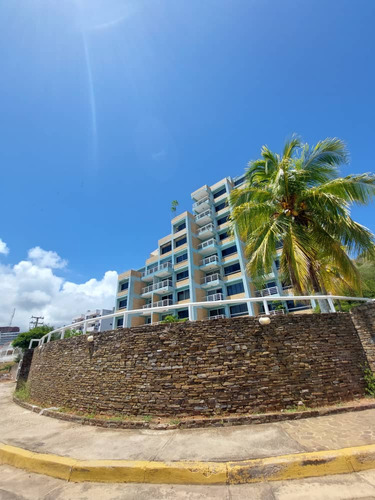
[309,264,330,313]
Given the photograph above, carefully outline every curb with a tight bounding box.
[1,443,375,484]
[13,396,375,430]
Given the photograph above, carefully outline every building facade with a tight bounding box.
[0,327,20,347]
[114,175,311,328]
[72,309,114,333]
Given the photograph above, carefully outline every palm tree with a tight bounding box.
[230,136,375,310]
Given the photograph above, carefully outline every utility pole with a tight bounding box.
[29,315,44,329]
[9,308,15,327]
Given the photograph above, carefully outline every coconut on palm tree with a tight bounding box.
[230,136,375,309]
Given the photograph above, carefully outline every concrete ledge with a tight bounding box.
[1,442,375,484]
[13,395,375,430]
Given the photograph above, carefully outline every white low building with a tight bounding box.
[71,309,114,333]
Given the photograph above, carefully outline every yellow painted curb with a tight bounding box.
[1,443,375,484]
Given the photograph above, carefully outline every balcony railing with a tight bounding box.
[195,209,213,222]
[255,286,279,297]
[142,262,173,277]
[198,223,215,235]
[142,279,173,295]
[198,238,216,251]
[142,299,173,309]
[193,196,210,210]
[209,314,226,320]
[206,293,224,301]
[201,255,220,266]
[201,273,222,285]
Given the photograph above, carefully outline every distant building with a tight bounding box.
[0,327,20,347]
[0,342,21,363]
[71,309,114,333]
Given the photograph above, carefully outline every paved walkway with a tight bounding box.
[2,382,375,462]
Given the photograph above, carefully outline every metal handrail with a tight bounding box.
[142,262,172,277]
[209,314,226,320]
[142,280,173,294]
[201,273,221,284]
[255,286,279,297]
[201,255,219,266]
[195,209,212,221]
[193,197,210,209]
[198,223,215,235]
[198,238,216,250]
[29,295,374,348]
[207,293,224,301]
[143,299,173,309]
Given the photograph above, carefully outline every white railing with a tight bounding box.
[209,314,226,320]
[195,209,212,222]
[198,238,216,251]
[201,255,220,266]
[269,309,285,316]
[255,286,279,297]
[193,197,210,210]
[198,223,215,235]
[143,298,173,309]
[142,262,172,277]
[207,293,224,301]
[142,279,173,295]
[201,273,222,285]
[29,295,374,348]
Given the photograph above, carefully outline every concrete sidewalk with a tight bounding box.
[2,382,375,463]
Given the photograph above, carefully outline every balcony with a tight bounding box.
[142,298,173,314]
[255,286,279,297]
[209,314,226,320]
[195,209,213,226]
[198,238,217,255]
[141,262,173,281]
[206,293,224,302]
[201,273,223,288]
[200,255,220,270]
[197,223,215,240]
[193,196,210,213]
[141,279,174,297]
[191,185,209,201]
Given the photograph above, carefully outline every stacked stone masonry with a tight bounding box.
[22,304,375,417]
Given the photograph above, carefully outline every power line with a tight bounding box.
[29,316,44,330]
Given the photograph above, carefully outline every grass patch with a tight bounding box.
[14,382,30,402]
[143,415,152,422]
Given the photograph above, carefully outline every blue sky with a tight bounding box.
[1,0,375,283]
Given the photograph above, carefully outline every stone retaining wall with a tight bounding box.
[23,305,375,417]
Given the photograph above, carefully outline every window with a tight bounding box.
[227,282,244,296]
[222,245,237,257]
[224,262,241,275]
[178,309,189,319]
[209,308,225,317]
[275,259,280,270]
[230,303,248,317]
[146,317,152,324]
[176,252,188,264]
[266,281,277,288]
[161,243,172,254]
[177,289,190,301]
[213,186,226,199]
[175,236,187,248]
[215,201,227,212]
[176,270,189,281]
[217,215,229,226]
[207,288,222,295]
[162,294,173,301]
[120,281,129,291]
[117,317,124,327]
[219,231,228,241]
[174,221,186,233]
[119,299,127,309]
[233,176,245,187]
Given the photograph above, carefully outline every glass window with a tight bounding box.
[175,236,187,248]
[219,231,228,241]
[217,215,229,225]
[174,221,186,233]
[178,309,189,319]
[215,201,226,212]
[209,308,225,317]
[119,299,127,309]
[117,317,124,327]
[227,282,244,296]
[275,259,280,270]
[146,317,152,324]
[224,262,241,275]
[176,270,189,281]
[177,289,190,301]
[162,294,173,301]
[120,281,129,291]
[161,243,172,254]
[229,303,248,317]
[213,186,226,199]
[233,176,245,187]
[176,252,188,263]
[222,245,237,257]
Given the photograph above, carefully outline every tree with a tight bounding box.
[12,325,54,351]
[171,200,179,217]
[356,257,375,298]
[230,136,375,309]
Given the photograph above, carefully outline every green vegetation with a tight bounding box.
[63,328,83,339]
[0,362,15,373]
[143,415,152,422]
[14,382,30,401]
[171,199,179,216]
[12,325,54,351]
[364,365,375,397]
[230,136,375,308]
[160,315,187,323]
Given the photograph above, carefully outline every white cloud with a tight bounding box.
[0,238,9,255]
[0,244,118,332]
[28,246,67,269]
